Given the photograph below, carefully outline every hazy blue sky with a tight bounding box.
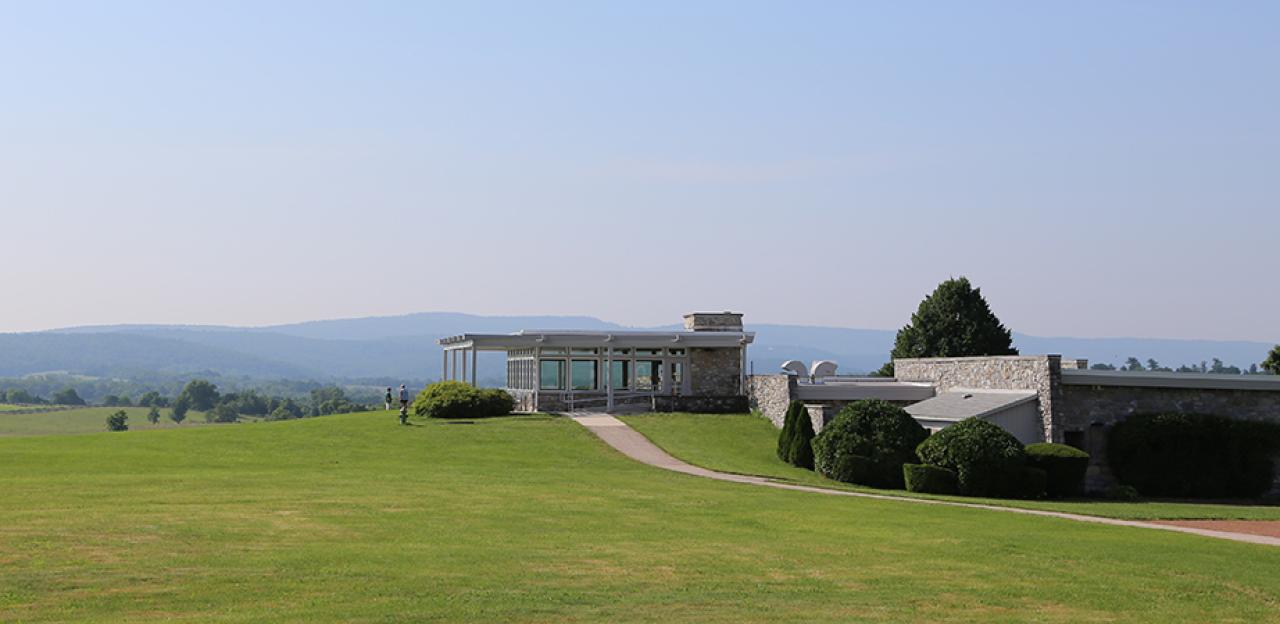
[1,1,1276,341]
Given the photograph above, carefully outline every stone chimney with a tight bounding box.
[683,311,744,332]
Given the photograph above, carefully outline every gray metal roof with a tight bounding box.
[795,380,935,403]
[1061,369,1280,391]
[438,330,754,350]
[905,390,1038,422]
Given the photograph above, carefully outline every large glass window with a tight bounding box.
[636,360,662,390]
[610,360,630,390]
[669,361,684,389]
[571,360,597,390]
[540,359,564,390]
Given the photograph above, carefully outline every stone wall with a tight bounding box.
[1058,383,1280,492]
[690,347,743,396]
[893,355,1060,442]
[747,374,796,428]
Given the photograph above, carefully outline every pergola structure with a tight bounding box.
[438,319,754,413]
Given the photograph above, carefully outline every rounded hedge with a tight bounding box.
[1107,413,1280,498]
[412,382,514,419]
[915,418,1026,497]
[812,399,928,488]
[1025,443,1089,498]
[903,463,957,495]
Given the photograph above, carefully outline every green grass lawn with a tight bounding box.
[3,411,1280,622]
[620,412,1280,521]
[0,406,217,436]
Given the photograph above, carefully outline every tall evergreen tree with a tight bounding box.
[877,277,1017,374]
[788,407,816,470]
[777,400,802,462]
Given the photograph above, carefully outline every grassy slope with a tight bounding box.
[3,412,1280,622]
[0,406,215,436]
[621,413,1280,521]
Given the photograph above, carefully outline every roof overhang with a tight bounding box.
[1062,369,1280,392]
[438,331,755,351]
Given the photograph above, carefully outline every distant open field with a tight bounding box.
[0,403,44,412]
[0,406,214,436]
[621,413,1280,521]
[2,411,1280,622]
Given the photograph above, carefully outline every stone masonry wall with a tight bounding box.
[894,355,1061,442]
[747,374,796,428]
[690,347,742,396]
[1059,384,1280,492]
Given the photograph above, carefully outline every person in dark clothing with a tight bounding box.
[398,385,410,425]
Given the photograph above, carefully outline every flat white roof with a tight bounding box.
[438,330,754,351]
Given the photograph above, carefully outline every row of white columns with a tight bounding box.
[441,346,478,385]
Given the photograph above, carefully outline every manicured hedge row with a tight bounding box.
[903,463,957,495]
[812,400,928,489]
[412,382,513,419]
[916,418,1029,497]
[1026,443,1089,498]
[1107,413,1280,498]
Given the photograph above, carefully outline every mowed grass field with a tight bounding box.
[621,413,1280,521]
[0,406,214,436]
[3,412,1280,622]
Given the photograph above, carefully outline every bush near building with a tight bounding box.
[1025,443,1090,498]
[813,400,928,489]
[413,381,514,419]
[776,400,815,469]
[902,463,958,495]
[915,418,1033,497]
[1107,413,1280,498]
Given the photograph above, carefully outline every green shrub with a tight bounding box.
[915,418,1027,497]
[1107,413,1280,498]
[903,464,958,495]
[413,382,513,419]
[1103,484,1140,501]
[1009,466,1048,500]
[1025,443,1089,498]
[812,399,928,488]
[821,454,877,485]
[105,410,128,432]
[776,401,807,463]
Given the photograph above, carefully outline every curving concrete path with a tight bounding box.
[570,413,1280,548]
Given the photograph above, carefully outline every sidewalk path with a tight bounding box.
[570,413,1280,548]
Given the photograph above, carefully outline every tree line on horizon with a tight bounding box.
[1,379,378,423]
[873,277,1280,377]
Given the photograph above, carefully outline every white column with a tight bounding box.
[451,349,458,381]
[442,349,448,382]
[606,349,614,412]
[460,349,468,385]
[471,346,478,386]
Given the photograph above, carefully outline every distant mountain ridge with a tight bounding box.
[1,312,1273,384]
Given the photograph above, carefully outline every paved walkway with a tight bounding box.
[570,413,1280,548]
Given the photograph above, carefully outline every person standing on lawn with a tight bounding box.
[384,387,393,411]
[397,385,410,425]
